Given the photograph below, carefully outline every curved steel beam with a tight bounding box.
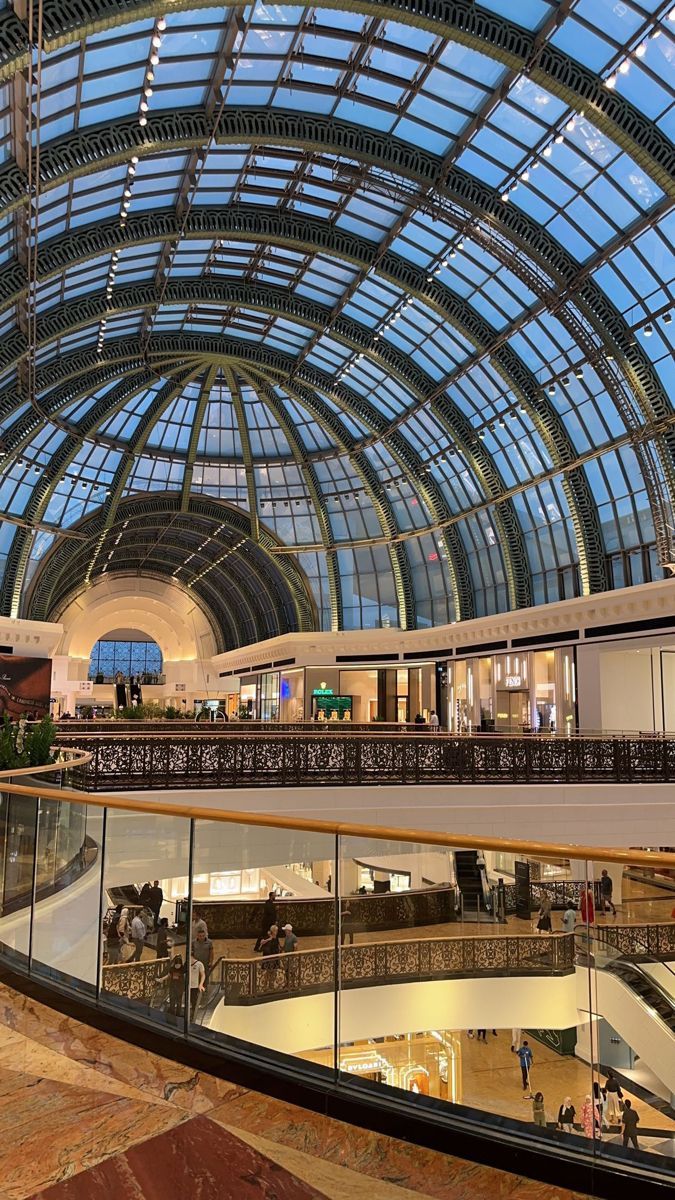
[27,505,310,645]
[251,366,472,623]
[3,366,202,617]
[28,1,673,193]
[5,276,531,608]
[0,106,665,549]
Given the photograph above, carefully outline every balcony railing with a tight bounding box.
[2,768,675,1194]
[56,730,675,789]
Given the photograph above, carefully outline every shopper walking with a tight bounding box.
[557,1097,575,1133]
[599,870,616,915]
[148,880,164,929]
[255,891,277,950]
[189,951,206,1021]
[476,1028,487,1042]
[580,887,595,926]
[155,918,171,959]
[593,1080,609,1130]
[532,1092,546,1128]
[517,1040,533,1092]
[536,892,552,933]
[130,910,146,962]
[581,1096,595,1139]
[106,903,124,964]
[167,954,185,1017]
[281,923,298,951]
[562,902,577,934]
[192,927,214,982]
[604,1070,623,1124]
[621,1099,640,1150]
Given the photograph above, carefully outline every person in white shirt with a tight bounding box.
[429,710,440,732]
[130,912,146,962]
[189,953,206,1021]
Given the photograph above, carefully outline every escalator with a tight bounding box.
[454,851,490,921]
[604,958,675,1033]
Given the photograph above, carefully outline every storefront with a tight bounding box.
[444,647,576,733]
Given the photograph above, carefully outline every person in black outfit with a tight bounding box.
[147,880,164,929]
[156,918,171,959]
[139,882,152,906]
[341,906,355,946]
[258,892,277,942]
[106,903,123,964]
[167,955,185,1016]
[260,924,280,969]
[621,1099,640,1150]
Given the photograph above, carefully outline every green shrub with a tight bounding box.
[0,715,55,771]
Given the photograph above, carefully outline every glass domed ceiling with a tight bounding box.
[0,0,673,645]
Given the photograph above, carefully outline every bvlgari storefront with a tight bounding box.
[445,647,577,733]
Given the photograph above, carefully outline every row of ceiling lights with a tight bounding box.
[97,18,166,353]
[605,12,674,89]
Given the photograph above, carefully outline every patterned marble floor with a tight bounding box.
[0,981,594,1200]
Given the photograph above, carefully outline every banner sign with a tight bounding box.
[0,655,51,718]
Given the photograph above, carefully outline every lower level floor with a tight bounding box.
[0,979,594,1200]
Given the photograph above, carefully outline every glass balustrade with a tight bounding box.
[0,772,674,1186]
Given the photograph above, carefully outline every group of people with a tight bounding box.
[104,881,164,964]
[256,891,299,962]
[536,871,617,934]
[518,1040,639,1150]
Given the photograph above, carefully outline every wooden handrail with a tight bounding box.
[1,766,675,869]
[0,748,92,780]
[55,728,675,742]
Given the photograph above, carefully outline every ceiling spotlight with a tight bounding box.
[140,101,149,112]
[123,187,132,198]
[500,191,510,202]
[565,119,576,132]
[152,34,162,48]
[543,144,552,158]
[605,73,617,89]
[520,169,530,182]
[131,155,139,165]
[643,322,653,337]
[663,312,672,326]
[574,366,584,379]
[635,42,647,58]
[146,69,154,82]
[618,60,630,75]
[478,428,486,439]
[139,116,148,126]
[442,258,448,267]
[457,239,464,250]
[34,465,40,474]
[150,52,160,66]
[157,17,167,30]
[554,134,563,144]
[144,87,153,98]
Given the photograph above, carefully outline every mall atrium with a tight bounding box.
[0,2,674,1198]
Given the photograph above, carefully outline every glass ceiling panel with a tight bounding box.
[0,1,670,631]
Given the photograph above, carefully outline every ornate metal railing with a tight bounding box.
[593,923,675,961]
[98,932,574,1009]
[217,932,575,1003]
[101,958,170,1008]
[57,732,675,789]
[192,886,455,939]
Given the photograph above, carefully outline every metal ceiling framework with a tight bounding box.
[0,1,672,643]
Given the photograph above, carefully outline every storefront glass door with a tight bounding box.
[495,690,530,731]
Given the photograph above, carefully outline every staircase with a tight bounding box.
[455,850,489,921]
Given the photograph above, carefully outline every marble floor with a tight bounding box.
[0,980,595,1200]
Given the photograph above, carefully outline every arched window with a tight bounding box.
[88,635,163,682]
